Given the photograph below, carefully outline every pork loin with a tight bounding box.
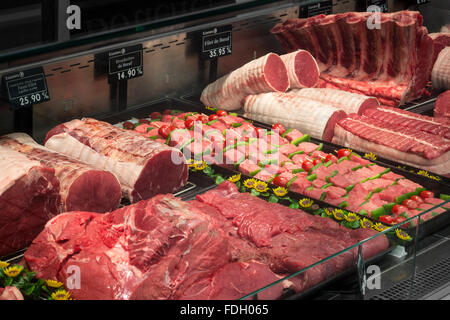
[279,50,319,89]
[44,118,189,203]
[0,146,60,257]
[289,88,379,115]
[0,133,122,213]
[200,53,289,111]
[432,47,450,90]
[243,92,346,141]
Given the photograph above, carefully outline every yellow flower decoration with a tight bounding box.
[417,170,441,181]
[228,173,241,183]
[333,209,345,220]
[193,160,207,171]
[324,208,333,216]
[51,289,72,300]
[0,260,10,269]
[273,187,288,197]
[373,223,389,232]
[299,198,313,208]
[254,181,269,193]
[46,280,64,288]
[364,152,377,161]
[345,212,359,222]
[3,265,23,278]
[395,229,412,241]
[187,159,195,167]
[243,178,257,189]
[360,218,373,229]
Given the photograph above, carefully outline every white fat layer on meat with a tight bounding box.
[289,88,378,114]
[333,125,450,175]
[0,146,41,195]
[432,47,450,90]
[243,92,338,139]
[45,132,139,198]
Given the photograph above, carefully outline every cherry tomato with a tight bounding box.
[255,127,267,138]
[197,114,209,123]
[302,161,314,172]
[393,216,408,228]
[379,215,394,224]
[138,118,150,124]
[337,148,351,158]
[163,109,172,115]
[402,199,418,209]
[158,125,172,138]
[185,119,195,129]
[122,121,134,130]
[419,190,434,199]
[324,154,338,163]
[208,114,219,121]
[272,176,288,187]
[216,110,228,117]
[392,204,408,215]
[410,195,424,203]
[272,123,286,135]
[149,112,161,120]
[312,159,322,166]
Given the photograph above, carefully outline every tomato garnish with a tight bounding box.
[158,125,172,138]
[324,154,338,163]
[337,148,351,158]
[138,119,150,124]
[272,176,288,187]
[419,190,434,199]
[216,110,228,117]
[392,204,408,215]
[162,109,172,115]
[402,199,418,209]
[410,195,424,203]
[379,215,394,224]
[301,161,314,172]
[208,114,219,121]
[149,112,161,120]
[272,123,286,135]
[312,159,322,166]
[185,119,195,129]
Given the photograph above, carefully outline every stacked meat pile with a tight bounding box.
[333,106,450,176]
[271,11,433,106]
[24,181,388,300]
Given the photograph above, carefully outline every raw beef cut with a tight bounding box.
[195,181,389,292]
[279,50,319,89]
[289,88,379,115]
[44,118,188,203]
[333,114,450,175]
[0,146,60,257]
[0,133,122,213]
[432,47,450,90]
[434,90,450,119]
[0,287,24,300]
[23,193,285,300]
[243,92,347,141]
[271,11,434,106]
[200,53,289,111]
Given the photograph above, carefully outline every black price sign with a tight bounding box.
[2,67,50,108]
[366,0,388,12]
[108,44,143,83]
[299,0,332,18]
[201,25,232,60]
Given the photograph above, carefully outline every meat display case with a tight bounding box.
[0,0,449,301]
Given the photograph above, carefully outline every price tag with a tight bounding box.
[201,25,232,60]
[417,0,430,4]
[366,0,388,12]
[2,67,50,108]
[299,0,332,18]
[108,44,143,83]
